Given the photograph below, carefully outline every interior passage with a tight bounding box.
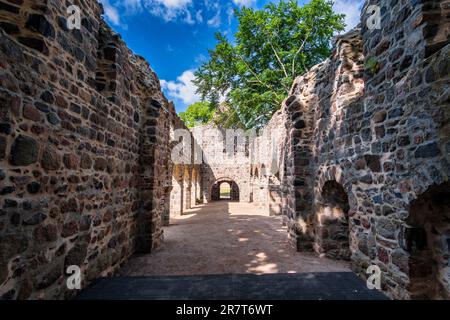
[122,202,350,276]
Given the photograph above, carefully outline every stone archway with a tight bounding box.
[403,182,450,299]
[315,180,351,260]
[211,179,240,201]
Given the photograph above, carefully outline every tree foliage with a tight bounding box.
[179,101,215,128]
[194,0,345,129]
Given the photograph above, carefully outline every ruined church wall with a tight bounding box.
[250,109,286,215]
[0,0,179,299]
[192,125,252,203]
[281,28,365,251]
[189,107,286,212]
[282,0,449,299]
[167,109,201,220]
[356,0,450,299]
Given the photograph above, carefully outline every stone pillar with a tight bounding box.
[136,99,165,253]
[282,95,315,251]
[183,166,192,211]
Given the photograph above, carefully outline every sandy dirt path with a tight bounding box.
[122,201,350,276]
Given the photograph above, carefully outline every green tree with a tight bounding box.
[194,0,345,129]
[179,101,215,128]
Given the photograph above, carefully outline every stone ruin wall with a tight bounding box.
[281,28,365,254]
[0,0,192,299]
[251,109,286,216]
[0,0,448,301]
[170,0,450,299]
[167,110,201,220]
[281,0,450,299]
[190,110,285,215]
[192,124,252,203]
[358,0,449,299]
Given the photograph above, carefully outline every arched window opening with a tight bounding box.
[316,180,351,260]
[404,182,450,299]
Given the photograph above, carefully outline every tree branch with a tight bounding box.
[292,35,309,77]
[292,16,321,77]
[268,40,289,79]
[237,54,273,91]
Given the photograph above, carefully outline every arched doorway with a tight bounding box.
[211,179,240,201]
[316,180,351,260]
[404,182,450,299]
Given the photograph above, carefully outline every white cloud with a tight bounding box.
[150,0,191,9]
[232,0,256,7]
[122,0,143,12]
[207,6,221,28]
[101,0,121,26]
[196,10,204,23]
[110,0,228,27]
[332,0,364,32]
[194,54,207,64]
[145,0,192,23]
[160,70,200,105]
[113,0,193,24]
[227,5,234,26]
[203,0,217,11]
[184,10,195,24]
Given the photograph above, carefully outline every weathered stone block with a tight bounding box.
[364,155,381,172]
[47,112,60,125]
[25,14,55,38]
[65,243,88,268]
[34,224,58,242]
[414,142,441,158]
[17,37,48,54]
[36,263,62,290]
[23,104,42,122]
[0,135,6,159]
[80,153,92,169]
[41,145,61,170]
[9,135,38,166]
[61,221,78,238]
[376,218,396,240]
[60,198,78,214]
[63,154,79,170]
[94,157,107,171]
[23,212,47,226]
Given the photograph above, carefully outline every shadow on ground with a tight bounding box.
[77,202,387,300]
[121,201,350,276]
[77,272,388,300]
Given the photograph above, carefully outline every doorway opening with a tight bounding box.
[405,182,450,299]
[211,180,240,201]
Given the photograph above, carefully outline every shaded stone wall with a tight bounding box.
[0,0,182,299]
[358,0,450,299]
[282,0,449,299]
[280,29,364,251]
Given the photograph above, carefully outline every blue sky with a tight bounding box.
[99,0,363,113]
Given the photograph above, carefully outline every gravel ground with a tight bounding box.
[122,201,350,276]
